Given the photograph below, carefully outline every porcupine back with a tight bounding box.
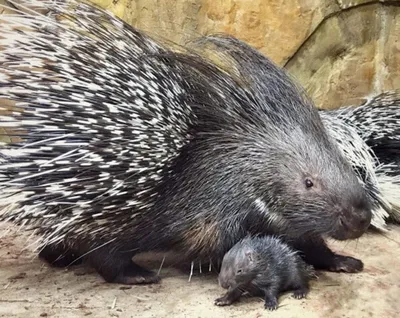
[0,0,371,271]
[0,0,200,247]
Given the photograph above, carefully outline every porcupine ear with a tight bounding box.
[245,250,256,264]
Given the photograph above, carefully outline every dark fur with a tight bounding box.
[215,236,315,310]
[0,2,371,285]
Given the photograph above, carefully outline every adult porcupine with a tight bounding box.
[322,91,400,224]
[191,35,400,229]
[0,0,371,285]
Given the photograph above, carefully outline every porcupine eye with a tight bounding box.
[237,269,243,274]
[305,178,314,188]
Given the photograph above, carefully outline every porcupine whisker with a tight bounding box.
[188,261,194,283]
[38,148,82,167]
[24,229,38,245]
[51,252,69,264]
[20,133,76,150]
[67,238,117,267]
[23,234,46,253]
[0,224,12,239]
[0,169,58,185]
[119,247,141,253]
[157,255,166,276]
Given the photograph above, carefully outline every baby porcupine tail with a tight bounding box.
[0,0,194,248]
[332,90,400,224]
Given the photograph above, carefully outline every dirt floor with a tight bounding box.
[0,224,399,318]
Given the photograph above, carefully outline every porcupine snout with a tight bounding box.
[332,195,372,240]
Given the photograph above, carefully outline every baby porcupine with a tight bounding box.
[0,1,372,284]
[215,236,315,310]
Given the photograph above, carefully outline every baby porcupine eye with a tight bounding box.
[237,269,243,274]
[305,178,314,188]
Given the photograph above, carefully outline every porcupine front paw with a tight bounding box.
[292,236,364,273]
[214,296,233,306]
[264,296,278,311]
[328,254,363,273]
[113,262,161,285]
[89,250,161,285]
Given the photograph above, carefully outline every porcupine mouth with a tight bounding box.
[330,214,371,240]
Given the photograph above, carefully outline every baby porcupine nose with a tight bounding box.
[218,276,230,289]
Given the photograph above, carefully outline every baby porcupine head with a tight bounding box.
[218,239,263,290]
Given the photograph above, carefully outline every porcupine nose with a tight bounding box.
[335,198,372,240]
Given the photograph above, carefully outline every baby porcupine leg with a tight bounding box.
[293,237,363,273]
[292,287,309,299]
[215,288,243,306]
[261,285,280,310]
[39,244,82,268]
[87,249,160,285]
[291,278,310,299]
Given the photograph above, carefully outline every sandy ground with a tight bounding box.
[0,224,399,318]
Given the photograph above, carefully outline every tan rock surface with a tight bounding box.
[89,0,340,65]
[0,224,399,317]
[285,4,381,109]
[87,0,400,109]
[3,1,400,108]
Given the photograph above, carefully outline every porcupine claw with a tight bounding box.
[292,288,309,299]
[214,296,233,306]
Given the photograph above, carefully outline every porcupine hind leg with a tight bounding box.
[39,244,83,268]
[87,249,161,285]
[292,236,363,273]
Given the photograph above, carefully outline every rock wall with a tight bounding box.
[89,0,400,109]
[1,0,399,109]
